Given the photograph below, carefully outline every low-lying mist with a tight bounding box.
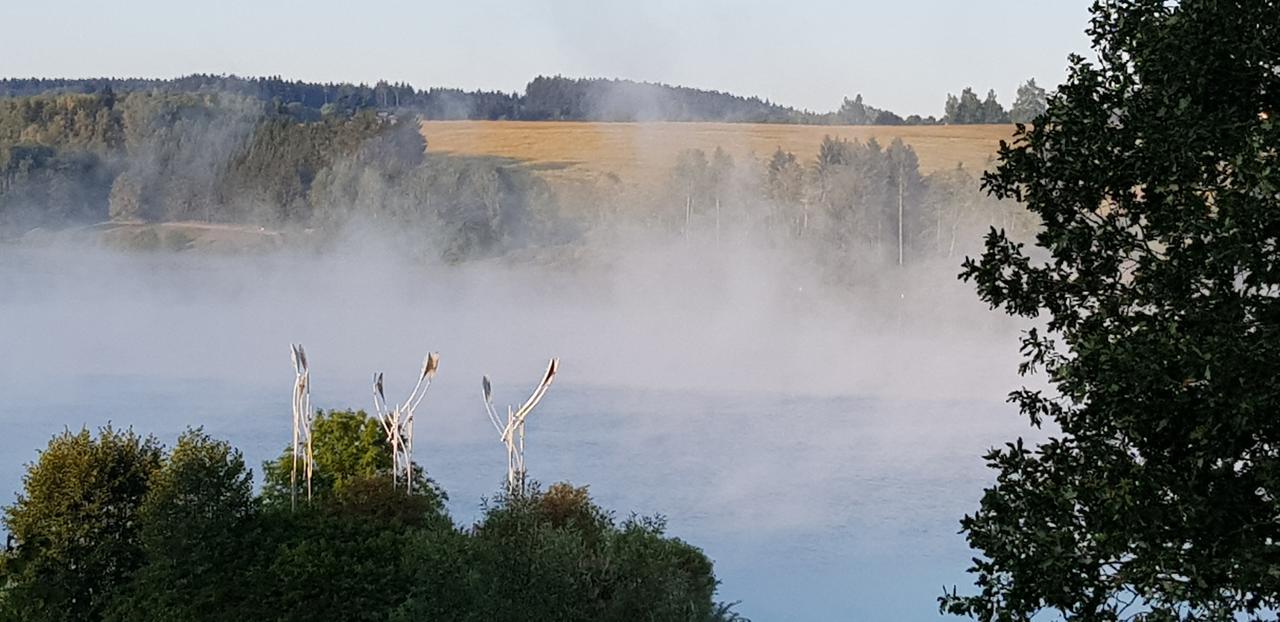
[0,88,1044,619]
[1,226,1042,619]
[1,231,1023,403]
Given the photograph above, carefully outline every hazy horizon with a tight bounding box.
[0,0,1093,116]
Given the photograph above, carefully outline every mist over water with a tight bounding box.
[0,240,1038,619]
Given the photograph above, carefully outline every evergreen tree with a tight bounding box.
[979,89,1010,123]
[1009,78,1048,124]
[944,87,984,124]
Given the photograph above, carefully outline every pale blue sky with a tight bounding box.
[0,0,1093,116]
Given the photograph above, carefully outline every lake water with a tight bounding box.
[0,245,1035,620]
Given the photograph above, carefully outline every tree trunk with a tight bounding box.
[685,195,691,242]
[897,165,905,266]
[715,196,721,247]
[935,205,942,255]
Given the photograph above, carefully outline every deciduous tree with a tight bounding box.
[944,0,1280,618]
[1,427,161,622]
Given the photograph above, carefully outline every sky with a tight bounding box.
[0,0,1094,117]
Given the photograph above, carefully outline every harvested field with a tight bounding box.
[421,121,1015,189]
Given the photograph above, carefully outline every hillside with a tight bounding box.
[1,74,1010,125]
[1,90,1027,269]
[419,121,1013,190]
[0,75,852,124]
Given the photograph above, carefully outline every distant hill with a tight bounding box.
[0,74,935,126]
[521,75,811,123]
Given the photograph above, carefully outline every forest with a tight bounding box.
[0,416,742,621]
[634,138,1035,279]
[0,87,1033,276]
[0,74,1045,126]
[0,90,562,261]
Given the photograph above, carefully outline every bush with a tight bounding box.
[2,424,729,621]
[0,427,162,622]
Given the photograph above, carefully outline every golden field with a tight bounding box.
[420,121,1016,189]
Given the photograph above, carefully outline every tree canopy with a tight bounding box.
[1,74,944,126]
[0,91,562,260]
[944,0,1280,619]
[1009,79,1048,124]
[0,416,742,621]
[0,427,162,621]
[944,87,1012,125]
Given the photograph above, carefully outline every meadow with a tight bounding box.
[420,121,1015,190]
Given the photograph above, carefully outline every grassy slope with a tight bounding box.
[420,121,1015,190]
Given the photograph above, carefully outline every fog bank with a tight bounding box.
[0,236,1026,403]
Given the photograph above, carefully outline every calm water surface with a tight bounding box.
[0,247,1031,620]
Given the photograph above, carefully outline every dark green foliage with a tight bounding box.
[254,457,455,621]
[0,90,559,260]
[327,474,452,531]
[905,113,941,126]
[944,87,1010,124]
[1,416,727,620]
[521,76,930,125]
[260,507,429,622]
[397,482,723,622]
[602,516,719,620]
[0,427,162,622]
[944,0,1280,619]
[0,93,122,151]
[390,527,473,621]
[0,93,122,227]
[835,94,885,125]
[874,110,906,126]
[455,484,612,621]
[1,73,931,126]
[523,75,789,122]
[0,75,516,121]
[106,431,255,622]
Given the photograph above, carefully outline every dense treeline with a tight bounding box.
[0,91,560,260]
[523,76,810,123]
[0,74,848,123]
[0,88,1033,276]
[0,413,742,622]
[941,81,1047,125]
[1,74,1044,126]
[0,75,522,121]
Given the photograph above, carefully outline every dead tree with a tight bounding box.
[372,352,439,493]
[482,358,558,492]
[290,343,315,510]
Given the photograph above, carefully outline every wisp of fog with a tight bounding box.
[0,233,1037,619]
